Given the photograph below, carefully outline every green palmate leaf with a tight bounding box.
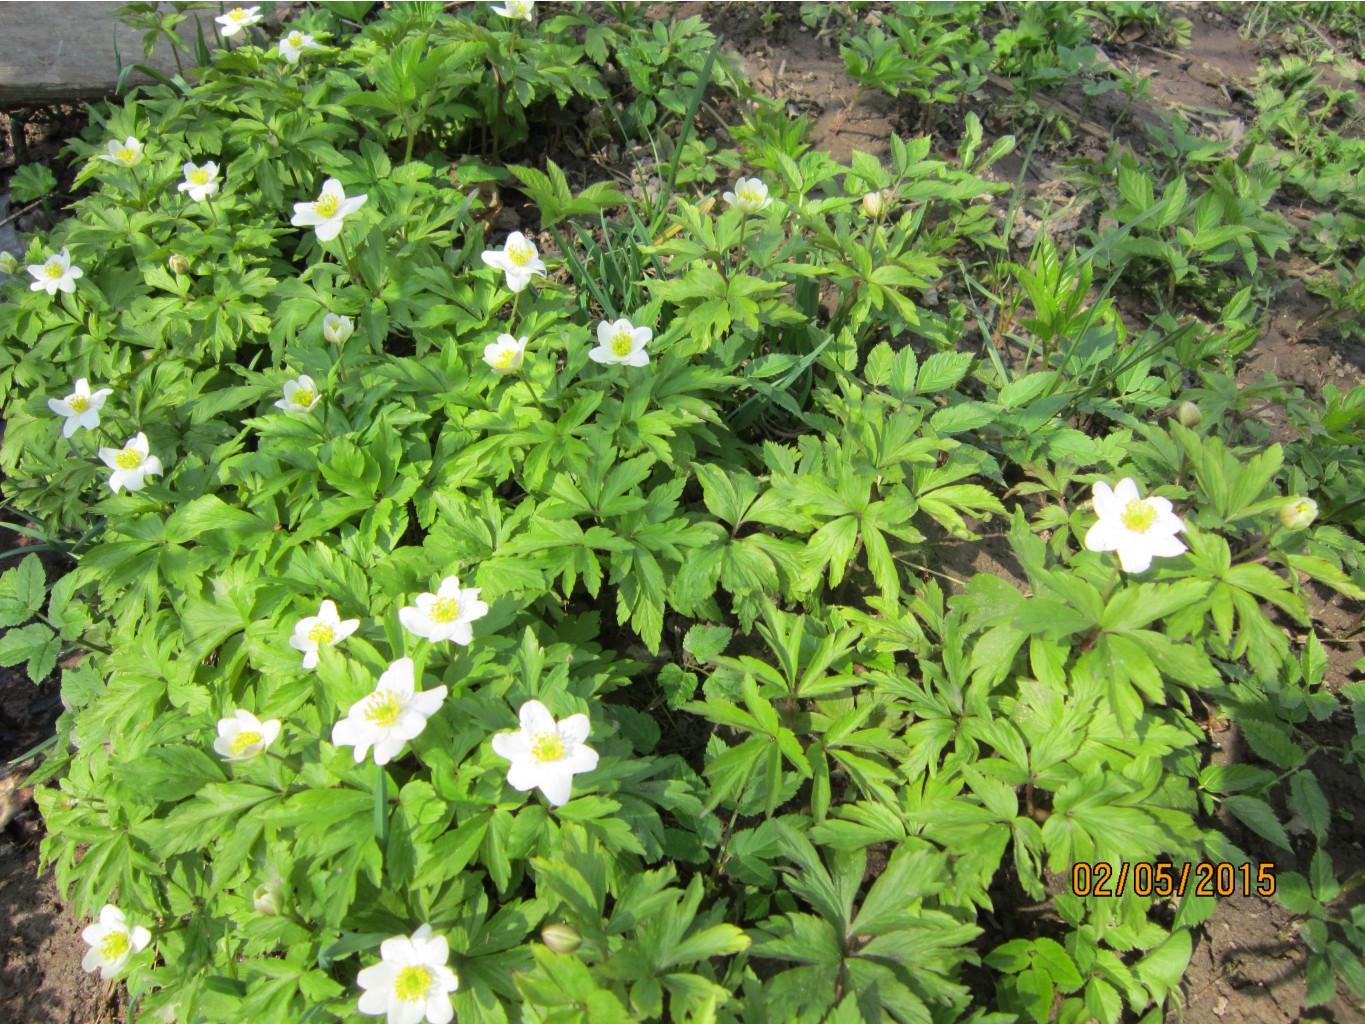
[917,351,974,393]
[0,621,59,683]
[0,553,46,628]
[1221,795,1291,851]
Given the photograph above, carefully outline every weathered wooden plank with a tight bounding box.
[0,2,215,106]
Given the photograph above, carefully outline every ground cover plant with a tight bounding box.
[2,1,1365,1022]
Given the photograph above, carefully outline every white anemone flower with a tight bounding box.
[27,248,83,295]
[48,378,113,437]
[177,161,221,202]
[274,374,321,414]
[291,178,367,241]
[491,0,535,20]
[589,318,651,367]
[480,231,547,293]
[213,709,282,762]
[491,700,599,807]
[723,176,772,213]
[482,334,527,375]
[398,576,490,646]
[323,313,355,345]
[253,878,284,917]
[216,5,263,35]
[331,657,447,766]
[289,599,360,670]
[278,29,322,63]
[97,137,144,168]
[98,432,163,493]
[81,905,151,980]
[0,251,18,276]
[1084,477,1187,574]
[356,923,459,1024]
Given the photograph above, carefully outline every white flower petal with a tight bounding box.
[1112,477,1141,505]
[519,700,556,735]
[536,770,575,807]
[491,731,531,760]
[557,713,591,746]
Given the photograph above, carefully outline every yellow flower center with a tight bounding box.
[99,931,130,960]
[494,347,517,369]
[67,395,90,413]
[739,187,763,205]
[230,7,246,18]
[190,167,210,184]
[531,732,565,763]
[115,447,144,469]
[45,261,65,279]
[291,388,316,408]
[1293,501,1312,517]
[610,331,633,357]
[231,731,262,754]
[365,690,403,728]
[314,194,339,218]
[508,241,533,267]
[429,597,460,624]
[307,622,334,646]
[394,966,431,1003]
[1120,498,1158,534]
[288,31,302,46]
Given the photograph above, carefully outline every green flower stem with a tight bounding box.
[131,167,147,211]
[373,763,390,845]
[1101,561,1122,602]
[518,371,551,421]
[333,334,349,388]
[1236,525,1282,562]
[337,232,362,287]
[205,194,221,226]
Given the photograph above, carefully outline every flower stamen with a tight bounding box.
[364,691,402,727]
[114,448,144,470]
[429,597,460,624]
[1120,499,1158,534]
[531,732,564,763]
[100,932,130,959]
[230,731,262,754]
[307,622,334,645]
[394,965,431,1003]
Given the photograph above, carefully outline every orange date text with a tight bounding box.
[1070,861,1276,898]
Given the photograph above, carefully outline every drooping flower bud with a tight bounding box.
[322,312,354,345]
[1176,401,1202,428]
[861,190,889,217]
[541,923,582,954]
[168,254,190,275]
[1279,497,1318,531]
[253,881,284,917]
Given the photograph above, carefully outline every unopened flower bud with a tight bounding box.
[541,923,582,954]
[1176,401,1201,428]
[322,312,354,345]
[1279,497,1318,532]
[167,254,190,275]
[862,190,889,217]
[252,881,284,917]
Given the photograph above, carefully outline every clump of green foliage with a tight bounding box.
[2,3,1365,1023]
